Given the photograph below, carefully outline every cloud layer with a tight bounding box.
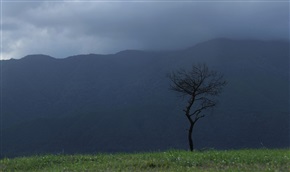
[1,1,289,59]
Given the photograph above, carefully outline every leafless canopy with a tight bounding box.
[169,64,226,96]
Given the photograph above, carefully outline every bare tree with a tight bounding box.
[168,64,227,151]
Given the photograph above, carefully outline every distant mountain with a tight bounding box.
[1,38,289,158]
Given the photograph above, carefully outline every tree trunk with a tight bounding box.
[188,123,194,151]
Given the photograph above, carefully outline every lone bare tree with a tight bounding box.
[168,64,227,151]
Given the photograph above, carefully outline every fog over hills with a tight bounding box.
[1,38,289,157]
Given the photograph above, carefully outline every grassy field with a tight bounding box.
[0,149,289,172]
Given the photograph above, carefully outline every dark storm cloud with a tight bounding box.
[1,1,289,59]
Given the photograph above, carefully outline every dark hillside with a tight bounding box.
[1,38,289,157]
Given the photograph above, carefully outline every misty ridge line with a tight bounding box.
[2,38,289,61]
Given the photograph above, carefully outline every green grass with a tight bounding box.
[1,149,289,172]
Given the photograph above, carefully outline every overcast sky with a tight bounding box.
[1,0,289,59]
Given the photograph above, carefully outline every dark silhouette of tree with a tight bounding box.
[168,64,227,151]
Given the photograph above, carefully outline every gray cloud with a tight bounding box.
[1,1,289,59]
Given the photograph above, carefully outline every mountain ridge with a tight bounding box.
[4,38,288,61]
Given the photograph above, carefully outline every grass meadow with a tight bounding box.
[1,149,289,172]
